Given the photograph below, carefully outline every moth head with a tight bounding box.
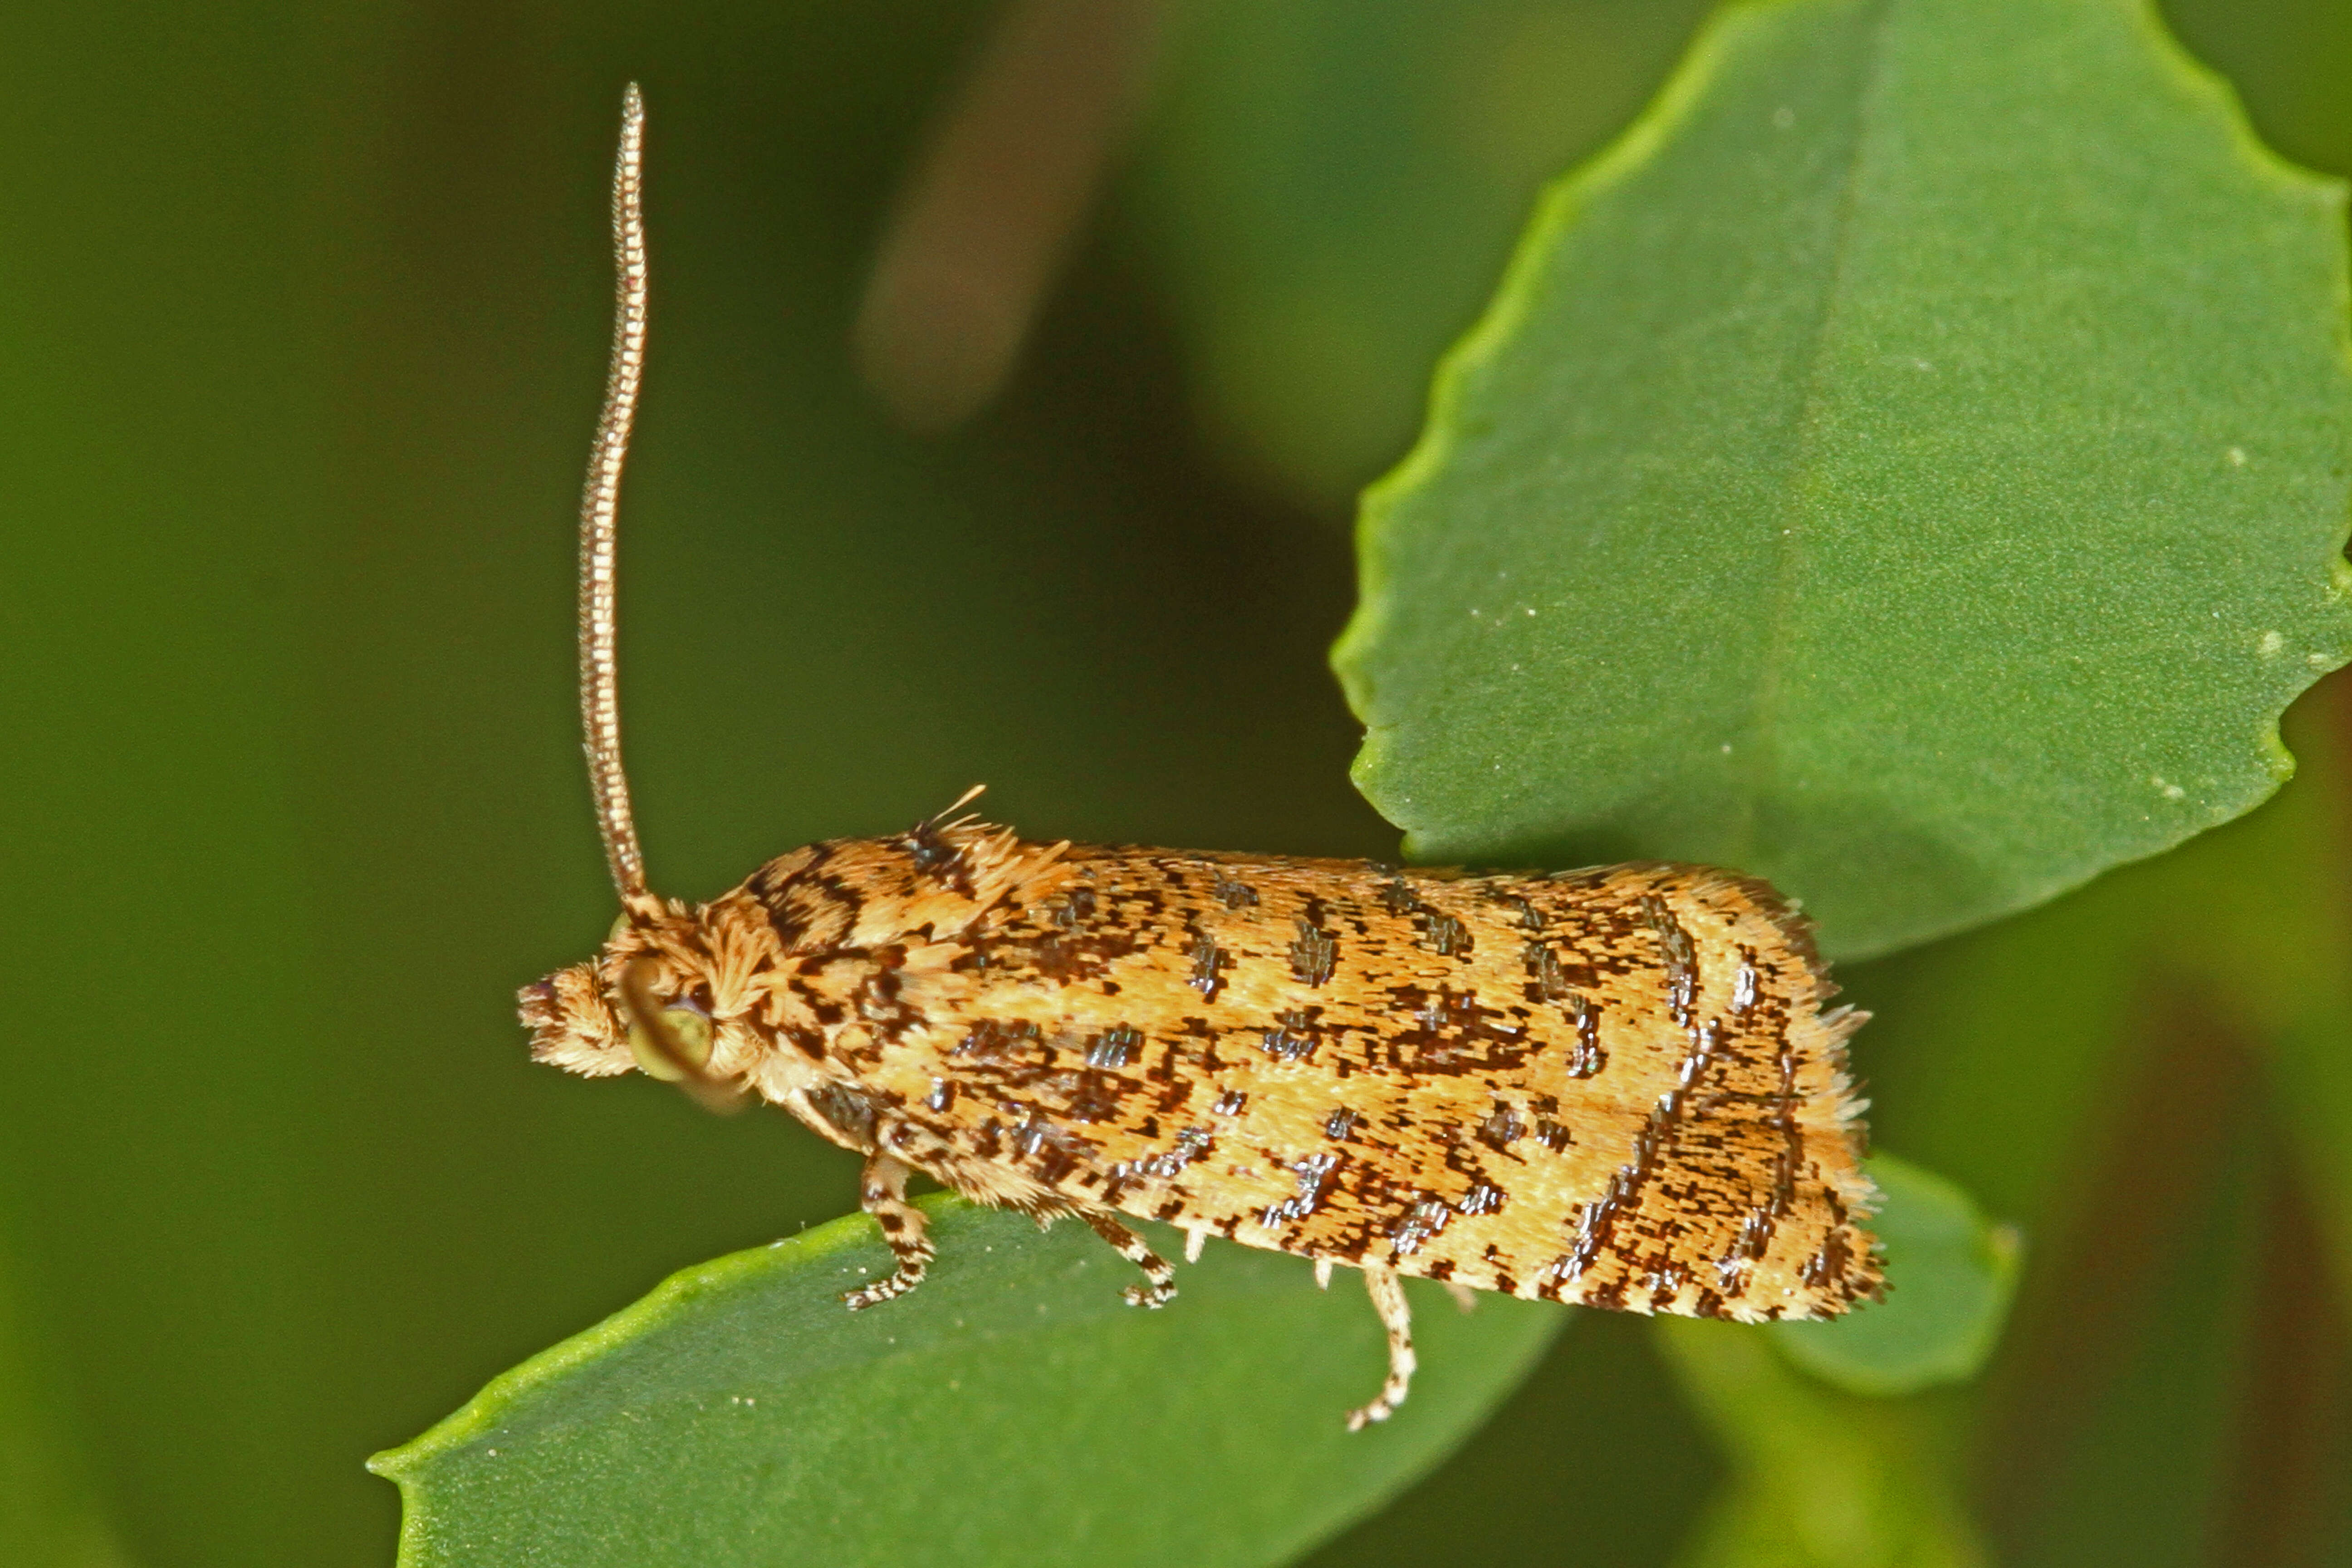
[518,907,742,1112]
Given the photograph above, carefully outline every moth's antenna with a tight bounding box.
[580,84,659,917]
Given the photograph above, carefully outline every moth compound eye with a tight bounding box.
[624,998,712,1082]
[615,956,715,1082]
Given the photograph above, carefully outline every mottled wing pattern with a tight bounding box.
[842,843,1881,1323]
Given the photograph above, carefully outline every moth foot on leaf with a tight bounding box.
[842,1274,921,1312]
[843,1152,934,1311]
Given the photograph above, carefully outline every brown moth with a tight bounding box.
[523,87,1884,1430]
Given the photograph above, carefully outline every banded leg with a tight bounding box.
[1083,1210,1177,1308]
[1347,1264,1417,1431]
[843,1153,934,1310]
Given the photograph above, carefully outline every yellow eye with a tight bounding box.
[626,1003,713,1082]
[615,958,715,1082]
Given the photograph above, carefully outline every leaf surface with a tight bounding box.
[371,1197,1559,1568]
[1335,0,2352,958]
[1769,1153,2020,1396]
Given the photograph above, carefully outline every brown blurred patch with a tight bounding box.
[1971,979,2259,1558]
[855,0,1166,431]
[2211,1152,2350,1568]
[1972,960,2351,1563]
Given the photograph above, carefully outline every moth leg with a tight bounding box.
[1082,1210,1177,1308]
[1347,1264,1417,1431]
[843,1153,934,1311]
[1444,1281,1479,1313]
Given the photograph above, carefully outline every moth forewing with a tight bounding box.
[741,837,1882,1323]
[522,89,1882,1432]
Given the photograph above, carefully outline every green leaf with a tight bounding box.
[1770,1154,2021,1397]
[1659,1316,1992,1568]
[371,1197,1559,1568]
[1334,0,2352,960]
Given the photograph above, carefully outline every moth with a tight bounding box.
[523,87,1884,1429]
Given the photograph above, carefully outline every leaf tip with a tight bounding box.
[363,1445,411,1482]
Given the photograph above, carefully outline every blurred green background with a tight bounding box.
[2,1,2347,1563]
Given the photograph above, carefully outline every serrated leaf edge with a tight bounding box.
[1332,0,2352,956]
